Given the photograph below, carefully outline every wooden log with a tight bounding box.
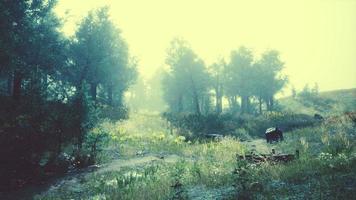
[236,149,299,164]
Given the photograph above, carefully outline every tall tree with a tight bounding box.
[224,47,255,113]
[209,59,226,114]
[0,0,65,100]
[162,38,210,114]
[70,7,136,106]
[68,7,137,149]
[253,50,287,112]
[0,0,82,188]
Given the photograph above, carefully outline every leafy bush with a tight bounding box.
[162,112,230,140]
[98,104,129,121]
[233,128,251,141]
[0,92,129,190]
[163,112,320,139]
[0,97,79,190]
[83,120,115,163]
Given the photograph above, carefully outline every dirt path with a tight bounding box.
[3,137,274,200]
[0,154,184,200]
[97,154,182,173]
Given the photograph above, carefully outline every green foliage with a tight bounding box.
[35,135,244,200]
[84,120,116,162]
[70,6,137,107]
[230,118,356,199]
[209,59,226,114]
[32,112,355,200]
[163,111,320,140]
[0,0,354,198]
[162,38,211,114]
[0,2,136,190]
[161,43,287,115]
[224,47,255,113]
[252,50,288,113]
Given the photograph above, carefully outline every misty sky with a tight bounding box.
[55,0,356,93]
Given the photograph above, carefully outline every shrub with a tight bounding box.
[163,112,320,140]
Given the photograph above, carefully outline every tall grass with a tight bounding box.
[35,112,355,200]
[232,115,355,199]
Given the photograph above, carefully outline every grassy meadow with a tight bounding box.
[33,96,356,199]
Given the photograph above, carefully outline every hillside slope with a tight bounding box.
[279,88,356,116]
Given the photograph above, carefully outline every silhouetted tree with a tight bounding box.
[209,59,226,114]
[253,50,287,112]
[70,7,136,106]
[224,47,255,113]
[0,3,137,189]
[162,38,210,114]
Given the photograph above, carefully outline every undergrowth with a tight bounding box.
[35,113,355,200]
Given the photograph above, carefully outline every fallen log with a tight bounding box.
[237,149,299,164]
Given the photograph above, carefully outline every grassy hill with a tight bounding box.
[279,88,356,116]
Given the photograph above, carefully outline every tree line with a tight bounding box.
[0,0,287,189]
[162,38,287,115]
[0,1,136,189]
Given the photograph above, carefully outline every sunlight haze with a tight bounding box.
[2,1,356,198]
[55,0,356,94]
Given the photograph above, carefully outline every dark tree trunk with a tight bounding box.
[73,97,84,151]
[90,83,97,102]
[189,75,201,115]
[193,92,201,115]
[13,71,22,100]
[265,96,274,111]
[241,96,251,114]
[90,137,99,162]
[56,130,62,157]
[259,96,262,114]
[108,84,113,106]
[117,90,124,107]
[216,95,222,114]
[200,96,204,114]
[228,96,233,110]
[72,80,85,151]
[202,95,210,114]
[78,134,83,150]
[42,74,48,99]
[74,92,85,151]
[228,95,238,112]
[215,87,222,114]
[270,97,274,111]
[246,96,251,114]
[177,94,183,113]
[241,96,246,113]
[7,73,13,96]
[76,82,83,94]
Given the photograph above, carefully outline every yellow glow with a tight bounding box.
[55,0,356,94]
